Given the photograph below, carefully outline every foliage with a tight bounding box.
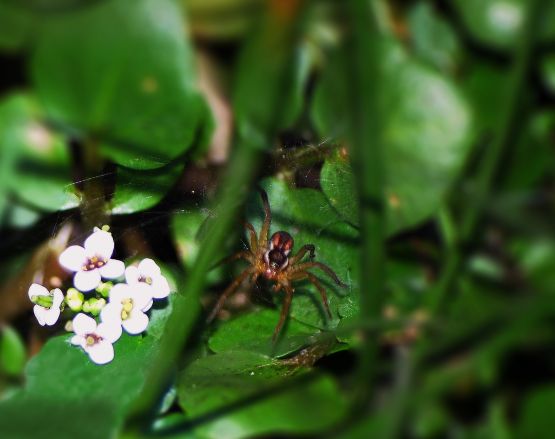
[0,0,554,438]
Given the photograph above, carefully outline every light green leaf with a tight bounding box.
[0,326,26,377]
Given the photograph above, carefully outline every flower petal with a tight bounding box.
[100,302,122,325]
[28,283,49,301]
[33,305,47,326]
[122,311,149,335]
[97,321,122,344]
[138,258,161,277]
[70,335,85,347]
[151,275,171,299]
[74,269,101,292]
[84,230,114,259]
[86,341,114,365]
[72,313,97,336]
[132,283,153,310]
[43,307,61,326]
[125,265,141,284]
[99,259,125,279]
[52,288,64,308]
[59,245,86,272]
[108,283,131,303]
[142,299,153,312]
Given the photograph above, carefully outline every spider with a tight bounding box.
[207,188,347,340]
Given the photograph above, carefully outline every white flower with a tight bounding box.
[125,258,171,307]
[59,228,125,292]
[28,283,64,326]
[70,313,122,365]
[100,283,151,335]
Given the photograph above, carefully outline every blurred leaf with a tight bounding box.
[462,63,509,135]
[177,351,347,439]
[233,0,308,143]
[541,53,555,95]
[0,396,118,439]
[407,2,461,73]
[208,309,317,358]
[517,385,555,439]
[172,208,224,284]
[184,0,265,40]
[502,111,555,190]
[0,291,177,438]
[247,178,359,328]
[0,326,26,377]
[6,202,42,229]
[0,2,33,51]
[0,94,78,214]
[452,0,555,50]
[110,161,184,215]
[30,0,209,170]
[314,39,473,235]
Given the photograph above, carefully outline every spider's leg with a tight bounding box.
[258,188,272,249]
[211,251,253,270]
[244,221,258,253]
[207,267,254,322]
[288,244,315,265]
[273,285,293,342]
[291,271,332,318]
[289,261,347,288]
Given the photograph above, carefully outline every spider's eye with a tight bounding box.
[270,231,294,255]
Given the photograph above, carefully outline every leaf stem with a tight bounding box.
[345,0,386,413]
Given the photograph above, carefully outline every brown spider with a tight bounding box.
[207,188,347,340]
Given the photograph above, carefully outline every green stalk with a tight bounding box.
[428,0,542,313]
[126,0,307,429]
[81,138,109,230]
[346,0,386,411]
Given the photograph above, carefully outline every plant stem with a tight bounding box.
[428,0,541,313]
[80,138,108,230]
[346,0,386,413]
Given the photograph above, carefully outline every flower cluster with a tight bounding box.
[28,227,171,365]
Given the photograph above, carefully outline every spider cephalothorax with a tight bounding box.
[207,189,347,340]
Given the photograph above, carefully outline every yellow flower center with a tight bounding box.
[121,298,134,320]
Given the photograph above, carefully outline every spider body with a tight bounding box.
[207,189,347,340]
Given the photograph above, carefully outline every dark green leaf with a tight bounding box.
[314,39,474,235]
[517,385,555,439]
[208,309,317,357]
[177,351,347,438]
[30,0,209,169]
[0,326,26,377]
[110,161,184,215]
[452,0,555,50]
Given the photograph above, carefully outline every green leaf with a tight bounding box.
[452,0,555,50]
[0,326,26,377]
[517,385,555,439]
[30,0,209,170]
[177,351,348,439]
[313,39,473,235]
[0,2,33,51]
[0,94,78,214]
[0,293,177,438]
[541,53,555,95]
[247,179,359,328]
[208,309,317,357]
[407,2,461,73]
[110,161,184,215]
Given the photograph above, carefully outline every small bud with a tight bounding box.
[83,298,106,316]
[64,320,74,332]
[31,294,54,308]
[96,282,113,298]
[101,225,110,232]
[65,288,84,312]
